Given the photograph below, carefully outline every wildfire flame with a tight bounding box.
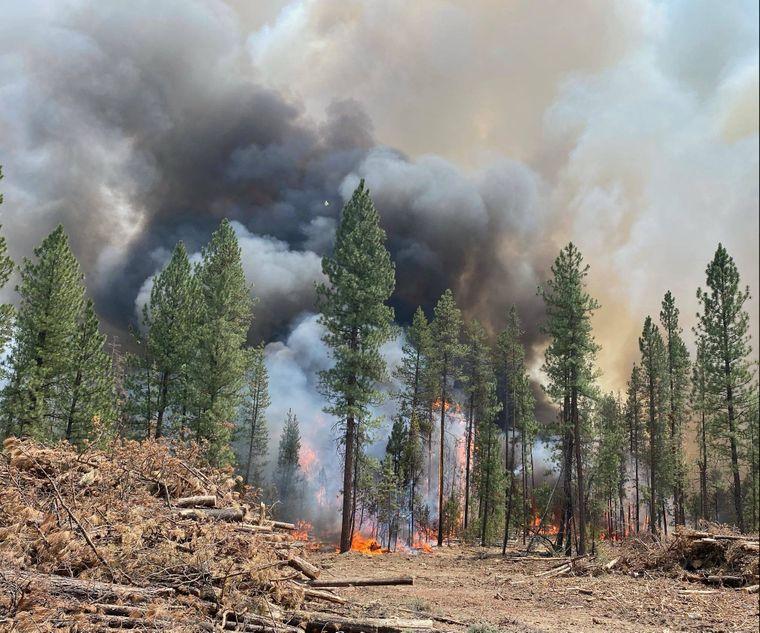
[530,511,559,536]
[347,532,385,555]
[293,520,311,542]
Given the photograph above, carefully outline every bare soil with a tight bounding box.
[311,544,760,632]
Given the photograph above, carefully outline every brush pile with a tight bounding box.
[0,438,429,632]
[601,527,759,589]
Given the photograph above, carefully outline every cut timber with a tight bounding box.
[174,495,217,508]
[301,587,346,604]
[603,557,620,571]
[706,575,744,587]
[289,611,433,633]
[237,523,274,534]
[743,585,759,594]
[177,507,245,521]
[1,568,174,602]
[285,555,321,580]
[308,576,413,588]
[272,520,296,530]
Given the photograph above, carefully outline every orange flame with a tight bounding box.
[347,531,386,555]
[293,520,311,542]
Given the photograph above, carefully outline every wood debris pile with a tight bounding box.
[0,438,430,632]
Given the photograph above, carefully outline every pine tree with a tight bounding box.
[275,409,303,521]
[691,338,711,522]
[462,319,491,531]
[402,412,425,544]
[1,226,84,439]
[143,242,198,439]
[430,289,463,546]
[639,316,667,534]
[0,167,15,355]
[395,307,431,430]
[191,219,252,465]
[593,394,625,539]
[539,243,600,555]
[659,291,690,525]
[240,345,270,487]
[696,244,755,533]
[316,180,395,553]
[61,299,116,443]
[625,364,643,531]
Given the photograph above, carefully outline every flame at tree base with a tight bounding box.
[347,532,386,555]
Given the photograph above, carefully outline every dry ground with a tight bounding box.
[311,544,760,632]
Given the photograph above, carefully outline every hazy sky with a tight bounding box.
[1,0,758,400]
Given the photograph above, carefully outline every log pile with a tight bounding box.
[0,437,426,632]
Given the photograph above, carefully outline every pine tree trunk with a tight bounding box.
[155,370,170,439]
[521,426,528,544]
[571,384,586,554]
[244,391,260,485]
[340,414,356,553]
[699,410,708,521]
[64,370,82,441]
[726,382,745,532]
[634,415,640,532]
[437,355,448,547]
[648,370,657,535]
[481,422,492,547]
[464,393,474,530]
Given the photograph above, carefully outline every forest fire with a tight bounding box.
[530,512,559,536]
[348,532,386,555]
[293,520,312,541]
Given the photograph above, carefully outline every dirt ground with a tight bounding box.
[311,544,760,632]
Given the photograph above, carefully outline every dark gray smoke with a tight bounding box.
[0,1,551,351]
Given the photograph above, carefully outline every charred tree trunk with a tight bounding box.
[340,414,356,553]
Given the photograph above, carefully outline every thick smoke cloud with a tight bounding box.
[1,0,757,467]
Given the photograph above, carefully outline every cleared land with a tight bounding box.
[311,544,760,632]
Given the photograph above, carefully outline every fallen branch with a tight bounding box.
[308,576,413,588]
[289,611,433,633]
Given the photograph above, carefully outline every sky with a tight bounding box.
[0,1,758,481]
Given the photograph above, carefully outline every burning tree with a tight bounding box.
[317,180,396,553]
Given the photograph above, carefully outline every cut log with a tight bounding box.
[308,576,413,588]
[0,568,175,602]
[706,575,744,587]
[174,495,217,508]
[289,611,433,633]
[177,507,245,522]
[237,523,275,534]
[272,520,297,530]
[603,557,620,571]
[743,584,759,594]
[301,587,346,604]
[285,555,321,580]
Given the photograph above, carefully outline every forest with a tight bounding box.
[1,166,757,562]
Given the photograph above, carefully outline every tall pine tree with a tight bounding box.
[696,244,755,532]
[240,345,270,487]
[2,226,84,439]
[191,220,252,465]
[143,242,198,439]
[61,299,116,443]
[539,243,599,555]
[430,288,463,546]
[659,291,690,525]
[275,409,303,522]
[639,316,667,534]
[317,180,395,553]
